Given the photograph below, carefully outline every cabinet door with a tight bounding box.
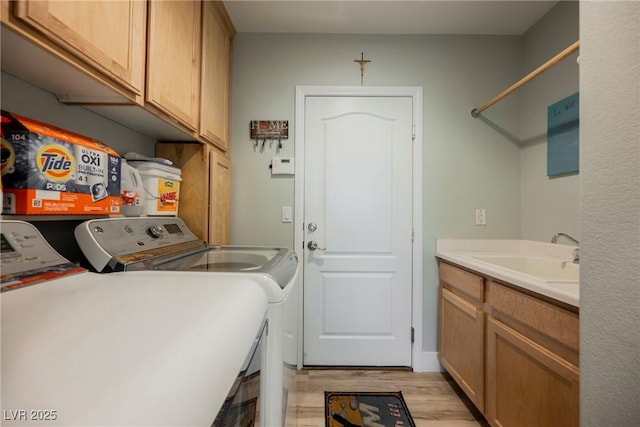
[155,143,208,240]
[200,1,233,150]
[147,0,201,131]
[486,317,579,427]
[439,287,485,412]
[13,0,145,97]
[208,149,230,245]
[156,143,231,245]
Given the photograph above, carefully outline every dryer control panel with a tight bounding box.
[1,220,85,292]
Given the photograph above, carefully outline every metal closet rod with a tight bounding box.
[471,40,580,118]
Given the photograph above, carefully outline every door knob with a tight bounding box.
[307,241,326,251]
[307,223,318,232]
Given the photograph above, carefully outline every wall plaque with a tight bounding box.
[250,120,289,140]
[547,92,579,177]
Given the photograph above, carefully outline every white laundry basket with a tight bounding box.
[126,160,181,216]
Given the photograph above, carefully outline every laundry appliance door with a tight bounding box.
[155,247,281,273]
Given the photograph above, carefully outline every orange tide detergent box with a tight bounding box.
[1,110,121,215]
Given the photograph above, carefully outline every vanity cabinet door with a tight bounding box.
[486,317,579,427]
[439,287,485,412]
[146,0,201,131]
[12,0,146,98]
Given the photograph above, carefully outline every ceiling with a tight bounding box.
[223,1,558,35]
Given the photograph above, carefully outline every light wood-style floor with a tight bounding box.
[295,369,490,427]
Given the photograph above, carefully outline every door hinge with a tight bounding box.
[411,327,415,343]
[411,228,415,242]
[412,124,416,140]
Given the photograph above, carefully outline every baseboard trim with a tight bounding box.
[421,351,444,372]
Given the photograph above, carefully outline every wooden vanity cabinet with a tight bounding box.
[155,142,230,245]
[485,281,579,427]
[2,0,146,102]
[437,261,580,427]
[146,0,202,132]
[438,262,485,412]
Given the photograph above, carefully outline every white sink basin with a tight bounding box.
[472,255,579,283]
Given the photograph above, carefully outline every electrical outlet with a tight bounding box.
[475,209,487,226]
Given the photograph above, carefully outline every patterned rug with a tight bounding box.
[325,391,416,427]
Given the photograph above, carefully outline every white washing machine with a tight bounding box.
[75,217,299,427]
[1,220,267,426]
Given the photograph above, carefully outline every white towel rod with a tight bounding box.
[471,40,580,118]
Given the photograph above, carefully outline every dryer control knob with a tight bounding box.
[146,224,164,239]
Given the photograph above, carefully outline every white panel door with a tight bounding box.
[303,96,414,366]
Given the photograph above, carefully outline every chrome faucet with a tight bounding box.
[551,233,580,264]
[551,232,580,245]
[572,248,580,264]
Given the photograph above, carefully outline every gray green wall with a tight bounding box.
[521,1,580,242]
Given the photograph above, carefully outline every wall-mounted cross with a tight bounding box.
[353,52,371,86]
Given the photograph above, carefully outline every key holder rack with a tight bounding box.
[250,120,289,151]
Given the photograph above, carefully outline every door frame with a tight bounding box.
[293,86,424,371]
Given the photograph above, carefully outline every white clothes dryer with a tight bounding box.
[75,217,299,427]
[1,220,267,426]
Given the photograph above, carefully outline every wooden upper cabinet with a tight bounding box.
[208,149,231,244]
[200,1,234,150]
[146,0,201,132]
[4,0,234,143]
[155,142,231,245]
[156,143,209,240]
[12,0,146,99]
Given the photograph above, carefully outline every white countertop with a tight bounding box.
[436,239,579,307]
[1,270,268,426]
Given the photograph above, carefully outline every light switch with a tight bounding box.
[282,206,292,223]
